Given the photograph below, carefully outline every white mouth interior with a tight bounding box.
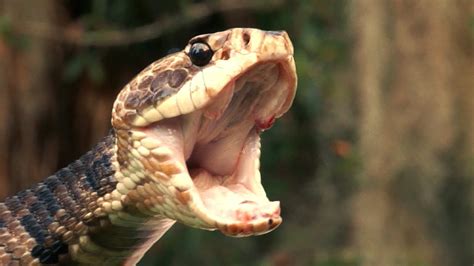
[144,62,289,224]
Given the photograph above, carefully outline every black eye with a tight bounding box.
[189,42,213,67]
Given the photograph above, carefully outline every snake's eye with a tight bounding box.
[189,42,213,67]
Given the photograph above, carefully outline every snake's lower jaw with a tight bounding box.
[187,131,282,237]
[153,128,283,237]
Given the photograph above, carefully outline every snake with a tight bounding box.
[0,28,297,265]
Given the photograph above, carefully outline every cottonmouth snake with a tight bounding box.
[0,28,297,265]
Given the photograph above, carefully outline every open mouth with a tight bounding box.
[138,59,295,236]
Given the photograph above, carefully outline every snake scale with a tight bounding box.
[0,28,297,265]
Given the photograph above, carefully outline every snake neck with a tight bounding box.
[0,132,175,265]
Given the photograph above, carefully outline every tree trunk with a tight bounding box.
[350,0,473,265]
[0,0,59,198]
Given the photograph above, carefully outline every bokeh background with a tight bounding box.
[0,0,472,265]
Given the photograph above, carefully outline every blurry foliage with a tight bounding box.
[0,15,28,49]
[63,51,105,83]
[0,15,9,35]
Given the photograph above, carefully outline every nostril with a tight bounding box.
[221,50,230,60]
[243,32,250,46]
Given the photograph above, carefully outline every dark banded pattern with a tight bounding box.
[0,133,116,265]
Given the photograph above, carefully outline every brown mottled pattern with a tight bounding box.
[113,54,199,129]
[0,134,116,265]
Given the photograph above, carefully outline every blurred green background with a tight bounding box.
[0,0,472,265]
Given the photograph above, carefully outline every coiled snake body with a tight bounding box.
[0,28,297,265]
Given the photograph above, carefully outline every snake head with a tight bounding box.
[109,28,297,237]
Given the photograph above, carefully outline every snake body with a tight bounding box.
[0,28,297,265]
